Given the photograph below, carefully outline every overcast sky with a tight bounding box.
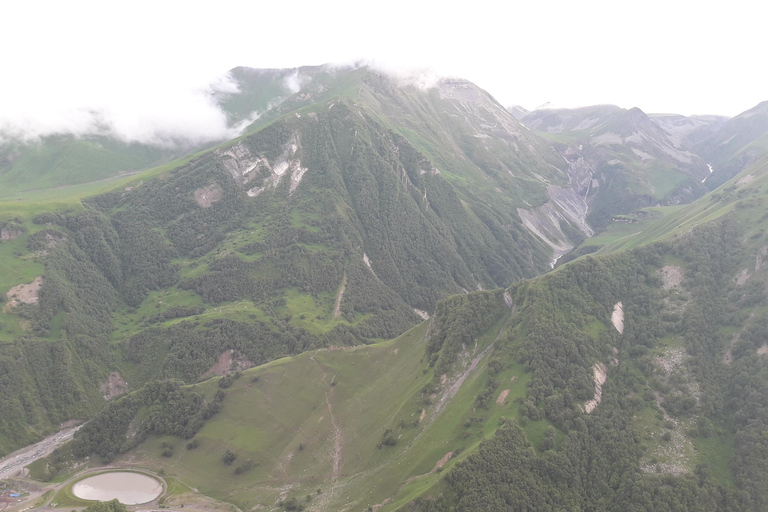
[1,0,765,145]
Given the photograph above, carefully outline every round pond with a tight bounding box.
[72,472,163,504]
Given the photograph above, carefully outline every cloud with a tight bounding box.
[0,67,250,147]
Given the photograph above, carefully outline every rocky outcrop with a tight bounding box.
[0,228,22,241]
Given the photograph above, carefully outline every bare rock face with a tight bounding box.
[0,228,22,241]
[660,266,684,289]
[201,349,254,379]
[216,133,309,198]
[5,276,44,308]
[611,302,624,334]
[194,182,224,208]
[216,142,271,186]
[100,372,129,400]
[756,245,768,271]
[584,363,607,413]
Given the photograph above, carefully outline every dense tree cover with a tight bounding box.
[410,418,734,512]
[406,217,766,511]
[71,380,225,462]
[125,318,318,386]
[0,336,101,455]
[426,290,506,377]
[82,499,127,512]
[147,305,205,324]
[3,97,549,453]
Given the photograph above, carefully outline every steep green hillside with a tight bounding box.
[564,150,768,261]
[0,71,561,455]
[0,135,177,196]
[696,101,768,190]
[35,207,768,511]
[5,68,768,512]
[522,105,710,232]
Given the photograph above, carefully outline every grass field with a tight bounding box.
[95,305,540,512]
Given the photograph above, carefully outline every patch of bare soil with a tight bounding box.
[758,345,768,355]
[0,228,22,240]
[419,409,426,423]
[611,302,624,334]
[736,269,751,286]
[333,274,346,319]
[583,363,607,413]
[737,174,755,186]
[309,352,343,484]
[194,183,223,208]
[201,349,254,378]
[432,452,453,472]
[371,498,391,512]
[100,371,128,400]
[431,341,496,422]
[496,389,510,405]
[660,265,684,289]
[5,276,43,309]
[413,309,430,321]
[641,346,699,476]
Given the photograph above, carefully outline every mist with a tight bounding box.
[0,67,251,148]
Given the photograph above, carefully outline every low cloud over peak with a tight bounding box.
[0,68,249,148]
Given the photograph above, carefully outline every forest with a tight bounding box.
[406,217,768,511]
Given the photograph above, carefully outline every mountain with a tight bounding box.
[0,66,575,455]
[0,67,312,196]
[648,113,728,150]
[694,101,768,189]
[3,66,768,512]
[31,174,768,510]
[521,105,712,235]
[506,104,529,119]
[0,135,179,197]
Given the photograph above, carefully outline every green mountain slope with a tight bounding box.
[0,69,564,455]
[5,67,768,512]
[521,105,711,233]
[0,135,178,196]
[36,206,768,511]
[695,101,768,190]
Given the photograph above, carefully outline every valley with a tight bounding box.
[2,65,768,511]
